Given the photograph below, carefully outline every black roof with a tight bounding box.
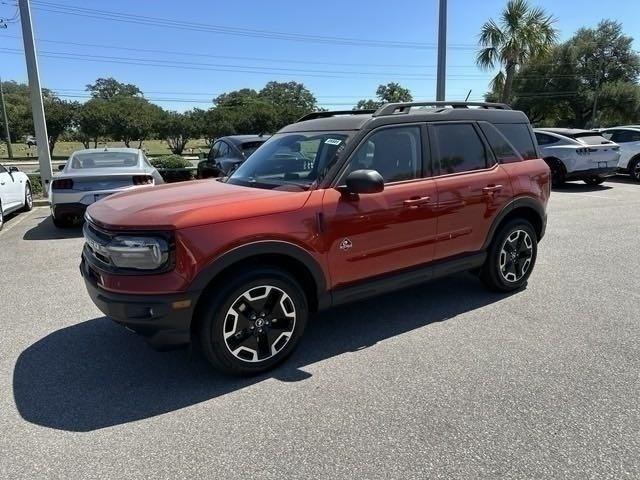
[279,102,530,133]
[221,135,271,145]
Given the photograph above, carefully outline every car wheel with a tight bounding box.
[197,267,308,376]
[0,200,4,231]
[584,177,605,186]
[480,219,538,292]
[629,157,640,182]
[547,159,566,187]
[21,183,34,212]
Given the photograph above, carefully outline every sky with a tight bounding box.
[0,0,639,112]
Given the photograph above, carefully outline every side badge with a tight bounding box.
[339,238,353,251]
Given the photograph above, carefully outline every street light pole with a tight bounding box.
[18,0,52,196]
[0,76,13,159]
[436,0,447,101]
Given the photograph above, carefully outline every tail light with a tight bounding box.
[52,178,73,189]
[576,148,590,156]
[132,175,153,186]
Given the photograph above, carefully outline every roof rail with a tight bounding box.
[373,101,512,117]
[296,109,377,122]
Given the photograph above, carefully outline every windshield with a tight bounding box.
[69,152,139,169]
[227,131,351,190]
[240,141,266,158]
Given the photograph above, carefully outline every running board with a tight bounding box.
[330,252,486,308]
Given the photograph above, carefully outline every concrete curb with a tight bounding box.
[33,199,49,207]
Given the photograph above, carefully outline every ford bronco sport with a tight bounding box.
[81,102,550,375]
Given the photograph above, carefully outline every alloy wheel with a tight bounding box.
[223,285,296,363]
[633,161,640,181]
[499,230,534,283]
[25,185,33,209]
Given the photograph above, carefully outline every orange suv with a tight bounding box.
[81,102,550,375]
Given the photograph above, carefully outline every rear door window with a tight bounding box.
[479,122,522,164]
[605,130,640,143]
[495,124,538,159]
[534,132,559,146]
[432,123,488,174]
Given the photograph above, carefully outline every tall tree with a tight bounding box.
[354,82,413,109]
[157,110,199,155]
[86,77,142,99]
[508,20,640,127]
[107,97,160,147]
[476,0,557,103]
[76,98,111,148]
[44,98,78,154]
[258,81,317,127]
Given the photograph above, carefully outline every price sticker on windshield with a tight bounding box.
[324,138,343,146]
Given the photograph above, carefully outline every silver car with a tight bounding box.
[50,148,164,227]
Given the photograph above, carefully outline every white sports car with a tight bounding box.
[534,128,620,187]
[50,148,164,228]
[599,126,640,181]
[0,164,33,231]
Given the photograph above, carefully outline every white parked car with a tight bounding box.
[0,164,33,230]
[599,126,640,182]
[50,148,164,228]
[534,128,620,187]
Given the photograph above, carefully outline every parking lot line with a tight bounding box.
[0,207,42,238]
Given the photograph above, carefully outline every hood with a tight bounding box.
[87,179,311,230]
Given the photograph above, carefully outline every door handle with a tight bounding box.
[482,185,503,194]
[0,182,5,185]
[403,196,431,207]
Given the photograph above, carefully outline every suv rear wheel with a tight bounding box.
[480,219,538,292]
[197,267,308,375]
[629,157,640,182]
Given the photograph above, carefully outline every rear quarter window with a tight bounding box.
[478,123,522,164]
[495,124,538,160]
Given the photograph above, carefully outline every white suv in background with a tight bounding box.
[599,126,640,182]
[534,128,620,187]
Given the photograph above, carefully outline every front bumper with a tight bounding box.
[80,256,198,350]
[565,166,618,180]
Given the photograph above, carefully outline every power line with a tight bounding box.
[0,47,501,80]
[28,0,480,50]
[0,33,486,69]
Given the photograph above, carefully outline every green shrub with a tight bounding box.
[150,155,194,182]
[27,174,43,196]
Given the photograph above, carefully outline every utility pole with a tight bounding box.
[436,0,447,101]
[18,0,52,196]
[0,76,13,159]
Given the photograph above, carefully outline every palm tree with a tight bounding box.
[477,0,557,103]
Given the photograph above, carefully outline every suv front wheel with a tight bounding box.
[480,219,538,292]
[197,267,308,375]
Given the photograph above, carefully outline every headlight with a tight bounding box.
[105,236,170,270]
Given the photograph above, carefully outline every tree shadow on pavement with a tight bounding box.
[22,215,83,240]
[13,273,517,432]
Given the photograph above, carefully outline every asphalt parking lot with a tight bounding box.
[1,177,639,479]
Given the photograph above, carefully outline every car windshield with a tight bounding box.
[240,141,267,158]
[69,152,139,169]
[227,131,351,190]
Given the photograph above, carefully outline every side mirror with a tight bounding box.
[58,164,65,171]
[8,166,19,173]
[341,169,384,195]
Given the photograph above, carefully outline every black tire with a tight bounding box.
[52,215,73,228]
[629,157,640,182]
[197,267,308,376]
[0,200,4,231]
[480,219,538,292]
[584,177,605,186]
[547,158,566,187]
[20,183,33,212]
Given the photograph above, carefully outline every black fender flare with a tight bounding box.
[189,240,327,301]
[482,196,547,250]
